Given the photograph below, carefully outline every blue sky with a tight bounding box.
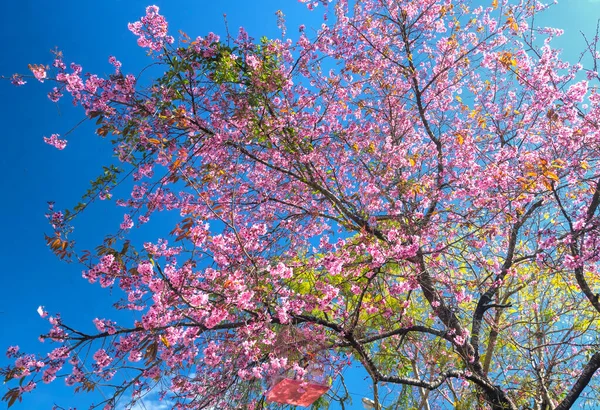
[0,0,599,409]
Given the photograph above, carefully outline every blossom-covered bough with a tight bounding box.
[4,1,600,409]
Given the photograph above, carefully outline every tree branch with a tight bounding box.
[555,352,600,410]
[471,199,543,362]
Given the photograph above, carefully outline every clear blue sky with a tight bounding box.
[0,1,598,409]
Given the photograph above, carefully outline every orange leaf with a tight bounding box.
[546,171,559,182]
[160,335,170,348]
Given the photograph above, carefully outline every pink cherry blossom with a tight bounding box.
[7,2,600,410]
[28,64,47,82]
[11,73,26,86]
[42,134,67,150]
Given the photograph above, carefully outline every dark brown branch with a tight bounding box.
[567,177,600,314]
[555,352,600,410]
[335,325,452,347]
[574,265,600,314]
[585,177,600,222]
[416,253,479,368]
[348,269,380,331]
[379,368,516,410]
[398,15,444,228]
[471,199,543,362]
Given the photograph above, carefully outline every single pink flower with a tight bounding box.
[37,306,48,318]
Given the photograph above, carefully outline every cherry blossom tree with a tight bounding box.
[4,1,600,409]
